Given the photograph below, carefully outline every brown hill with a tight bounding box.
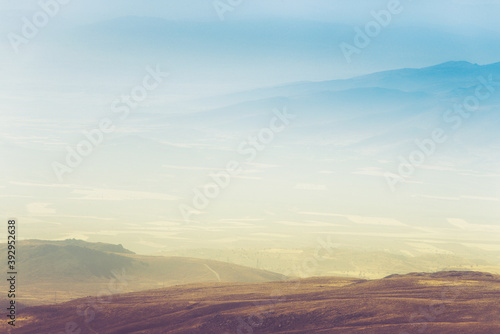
[7,271,500,333]
[0,240,286,306]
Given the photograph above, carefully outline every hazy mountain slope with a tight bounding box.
[162,61,500,159]
[195,61,500,108]
[18,243,135,281]
[0,240,286,306]
[9,271,500,333]
[160,247,494,279]
[23,239,135,254]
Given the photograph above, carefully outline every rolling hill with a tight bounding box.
[7,271,500,333]
[0,240,286,306]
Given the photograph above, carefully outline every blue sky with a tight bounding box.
[2,0,500,93]
[1,0,500,28]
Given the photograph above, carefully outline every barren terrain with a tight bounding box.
[6,271,500,333]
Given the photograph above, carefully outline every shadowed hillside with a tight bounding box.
[0,240,286,306]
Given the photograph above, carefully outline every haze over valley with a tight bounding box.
[1,1,499,332]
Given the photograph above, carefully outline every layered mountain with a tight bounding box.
[2,61,500,254]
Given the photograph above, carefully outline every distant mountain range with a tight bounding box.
[161,245,498,280]
[196,61,500,107]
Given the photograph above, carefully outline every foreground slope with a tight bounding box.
[9,271,500,333]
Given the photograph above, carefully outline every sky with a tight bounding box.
[1,0,500,28]
[1,0,500,82]
[0,1,499,255]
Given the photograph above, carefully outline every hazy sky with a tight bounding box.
[1,1,499,254]
[0,0,499,90]
[1,0,500,29]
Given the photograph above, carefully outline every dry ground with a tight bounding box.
[3,271,500,333]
